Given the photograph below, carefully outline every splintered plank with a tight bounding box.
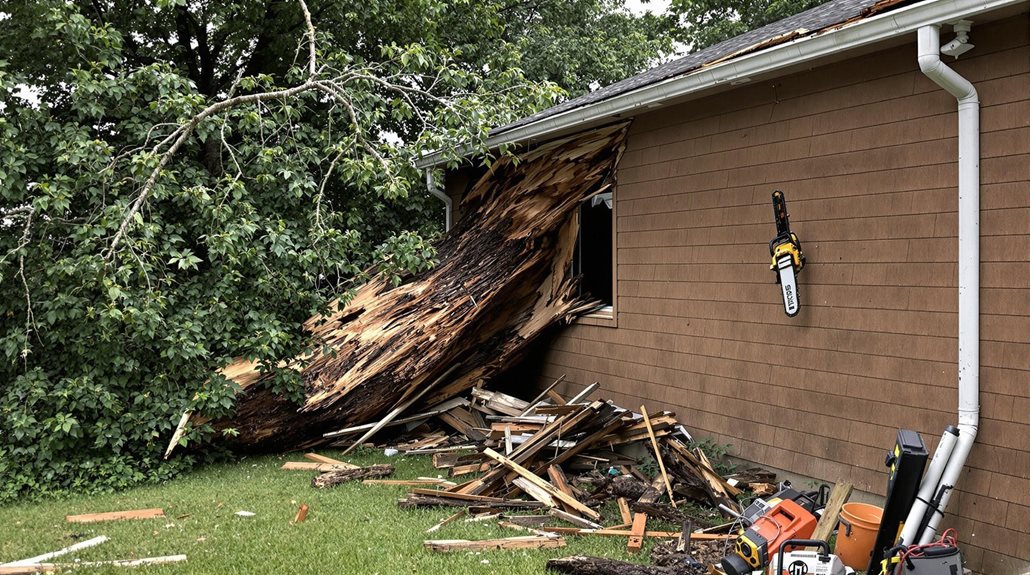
[66,508,165,524]
[549,508,603,530]
[424,536,565,552]
[482,448,601,521]
[426,509,466,533]
[640,406,676,508]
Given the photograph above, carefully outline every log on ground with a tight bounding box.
[311,464,394,488]
[546,556,705,575]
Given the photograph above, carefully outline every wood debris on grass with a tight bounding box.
[65,508,165,524]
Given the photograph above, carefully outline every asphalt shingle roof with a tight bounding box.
[495,0,888,134]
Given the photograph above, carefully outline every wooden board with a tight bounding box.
[0,567,56,574]
[627,512,648,553]
[303,453,353,467]
[811,481,853,543]
[537,527,734,540]
[640,406,676,508]
[424,536,566,552]
[65,508,164,523]
[617,497,632,525]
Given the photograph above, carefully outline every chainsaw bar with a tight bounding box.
[776,254,800,317]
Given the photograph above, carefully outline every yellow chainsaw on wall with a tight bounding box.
[769,190,805,317]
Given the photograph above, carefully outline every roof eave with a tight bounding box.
[416,0,1024,170]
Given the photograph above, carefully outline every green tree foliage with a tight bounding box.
[670,0,828,51]
[0,0,672,500]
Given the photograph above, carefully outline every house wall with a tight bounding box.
[533,14,1030,573]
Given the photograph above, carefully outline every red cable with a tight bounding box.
[893,529,959,574]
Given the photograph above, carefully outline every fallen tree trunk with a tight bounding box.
[198,124,628,451]
[546,556,704,575]
[311,464,394,488]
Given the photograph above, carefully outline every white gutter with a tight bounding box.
[900,23,980,546]
[425,170,452,231]
[416,0,1023,169]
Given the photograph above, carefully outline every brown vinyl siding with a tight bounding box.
[533,13,1030,573]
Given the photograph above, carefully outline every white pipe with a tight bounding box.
[415,0,1022,169]
[898,425,958,545]
[912,23,980,545]
[425,170,452,231]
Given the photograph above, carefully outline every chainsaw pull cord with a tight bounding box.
[892,528,958,574]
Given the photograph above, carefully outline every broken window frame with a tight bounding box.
[574,188,617,327]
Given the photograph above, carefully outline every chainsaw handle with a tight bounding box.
[775,539,830,575]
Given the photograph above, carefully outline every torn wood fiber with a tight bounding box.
[205,124,630,451]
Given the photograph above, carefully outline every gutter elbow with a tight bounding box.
[917,53,942,76]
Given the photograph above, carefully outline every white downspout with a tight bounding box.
[904,24,980,546]
[426,170,452,232]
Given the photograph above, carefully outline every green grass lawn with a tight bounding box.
[0,450,675,574]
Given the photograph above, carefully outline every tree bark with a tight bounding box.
[546,556,703,575]
[311,464,394,488]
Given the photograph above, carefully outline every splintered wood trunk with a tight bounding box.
[204,124,629,451]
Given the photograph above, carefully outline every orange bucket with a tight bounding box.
[833,502,883,570]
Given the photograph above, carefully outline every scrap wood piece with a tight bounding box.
[398,495,545,511]
[641,406,676,508]
[519,374,566,416]
[283,462,357,473]
[426,509,466,533]
[423,536,566,552]
[2,536,109,567]
[363,478,454,487]
[163,409,192,460]
[408,488,508,504]
[66,508,165,524]
[811,481,853,543]
[547,555,689,575]
[513,477,558,508]
[3,555,191,573]
[627,512,648,553]
[498,521,563,539]
[538,527,733,540]
[550,508,603,530]
[675,520,692,553]
[303,452,353,467]
[546,389,568,406]
[482,448,601,520]
[0,567,56,574]
[500,514,551,527]
[311,464,393,488]
[566,382,600,405]
[292,504,310,524]
[617,498,632,525]
[546,466,576,500]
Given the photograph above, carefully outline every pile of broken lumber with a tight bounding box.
[291,380,777,565]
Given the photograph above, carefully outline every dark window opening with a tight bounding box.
[574,191,613,308]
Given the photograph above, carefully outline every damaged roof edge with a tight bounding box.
[416,0,1024,169]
